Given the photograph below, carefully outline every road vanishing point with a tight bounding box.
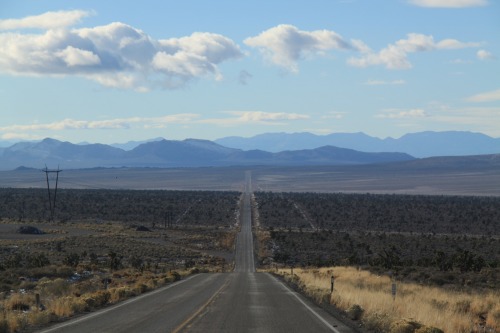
[39,172,355,333]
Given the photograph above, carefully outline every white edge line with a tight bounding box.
[269,274,342,333]
[38,274,201,333]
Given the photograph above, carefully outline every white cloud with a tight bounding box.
[0,114,200,133]
[1,132,43,141]
[477,49,495,60]
[55,46,101,67]
[348,33,480,69]
[466,88,500,102]
[436,39,480,49]
[409,0,488,7]
[200,111,310,126]
[431,107,500,135]
[238,111,309,121]
[0,112,308,137]
[364,79,406,85]
[350,39,372,54]
[244,24,351,72]
[321,111,347,119]
[0,12,243,90]
[376,108,428,119]
[0,10,91,30]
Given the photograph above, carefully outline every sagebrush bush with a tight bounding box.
[5,293,32,311]
[389,319,422,333]
[82,290,110,309]
[38,278,70,297]
[168,271,181,281]
[415,327,444,333]
[109,287,136,303]
[346,304,364,320]
[27,309,52,327]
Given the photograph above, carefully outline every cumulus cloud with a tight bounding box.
[477,49,495,60]
[376,108,428,119]
[348,33,480,69]
[0,10,91,30]
[244,24,351,72]
[408,0,488,7]
[55,46,101,67]
[466,88,500,102]
[0,11,243,90]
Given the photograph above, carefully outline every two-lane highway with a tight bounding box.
[39,273,230,333]
[179,174,354,332]
[39,171,355,333]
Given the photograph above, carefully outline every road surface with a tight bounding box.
[39,171,355,333]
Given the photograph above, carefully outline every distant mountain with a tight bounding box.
[110,137,165,151]
[0,138,126,170]
[0,138,414,170]
[215,131,500,158]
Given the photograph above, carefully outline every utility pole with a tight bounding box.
[164,211,173,228]
[42,165,62,222]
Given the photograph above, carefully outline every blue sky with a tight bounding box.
[0,0,499,144]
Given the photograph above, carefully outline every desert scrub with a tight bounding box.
[46,296,86,317]
[81,290,111,309]
[38,278,70,297]
[277,266,499,332]
[4,293,32,311]
[26,310,52,328]
[109,287,137,303]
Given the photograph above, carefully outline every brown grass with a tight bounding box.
[0,268,194,333]
[277,266,499,333]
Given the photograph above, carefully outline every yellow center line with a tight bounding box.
[171,275,231,333]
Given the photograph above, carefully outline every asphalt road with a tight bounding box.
[38,273,230,333]
[38,172,355,333]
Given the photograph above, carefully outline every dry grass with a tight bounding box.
[0,268,193,333]
[277,266,499,333]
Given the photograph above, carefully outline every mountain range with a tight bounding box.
[0,138,414,171]
[215,131,500,158]
[1,131,499,171]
